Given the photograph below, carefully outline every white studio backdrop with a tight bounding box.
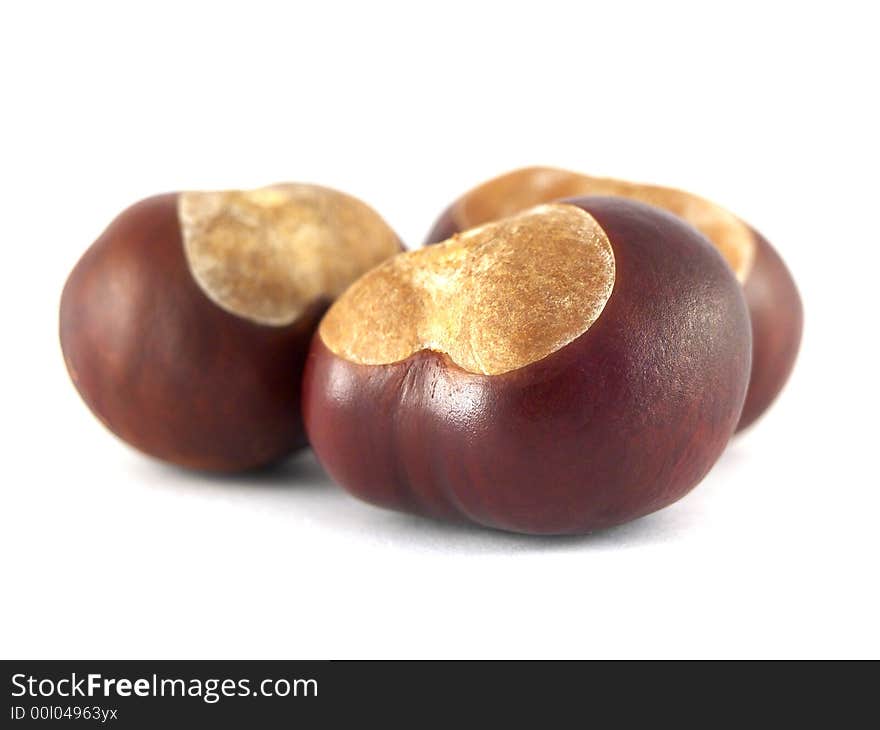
[1,1,877,658]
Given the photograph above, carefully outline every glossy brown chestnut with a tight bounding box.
[426,167,802,431]
[303,198,752,534]
[60,185,401,471]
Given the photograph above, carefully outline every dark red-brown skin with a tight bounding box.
[60,194,328,472]
[424,204,461,245]
[304,197,752,534]
[737,230,803,431]
[428,201,802,432]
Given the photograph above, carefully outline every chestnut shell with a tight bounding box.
[304,198,752,534]
[60,194,326,471]
[738,229,803,431]
[427,192,802,432]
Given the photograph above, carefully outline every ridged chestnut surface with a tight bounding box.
[60,186,401,471]
[304,198,752,534]
[426,167,802,431]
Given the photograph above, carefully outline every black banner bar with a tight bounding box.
[2,660,861,726]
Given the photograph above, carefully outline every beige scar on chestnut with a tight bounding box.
[450,166,756,282]
[320,204,615,375]
[178,183,402,326]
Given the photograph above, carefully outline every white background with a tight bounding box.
[2,1,877,659]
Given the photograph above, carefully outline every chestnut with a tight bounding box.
[426,167,803,431]
[303,198,752,534]
[60,184,401,471]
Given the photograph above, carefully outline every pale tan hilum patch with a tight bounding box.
[319,204,615,375]
[456,166,756,282]
[178,184,400,326]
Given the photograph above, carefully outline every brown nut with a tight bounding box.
[60,184,402,471]
[304,198,752,534]
[426,167,803,431]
